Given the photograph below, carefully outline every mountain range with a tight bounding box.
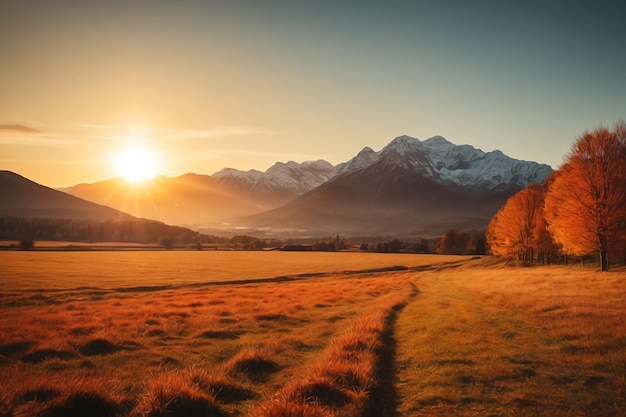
[3,135,553,237]
[235,135,552,236]
[0,170,132,220]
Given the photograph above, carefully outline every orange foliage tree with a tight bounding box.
[544,122,626,271]
[487,183,553,262]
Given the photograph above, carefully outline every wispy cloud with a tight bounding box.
[83,124,272,141]
[0,123,76,146]
[176,148,332,166]
[82,124,160,131]
[0,124,43,135]
[233,149,332,161]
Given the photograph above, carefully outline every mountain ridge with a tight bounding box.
[234,135,553,236]
[57,134,552,236]
[0,170,133,220]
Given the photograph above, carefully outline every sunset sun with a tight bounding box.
[113,147,159,181]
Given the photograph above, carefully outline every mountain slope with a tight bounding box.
[337,135,552,190]
[212,160,336,201]
[236,136,553,236]
[0,171,133,220]
[64,174,267,226]
[64,160,337,227]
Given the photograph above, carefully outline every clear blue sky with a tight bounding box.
[1,0,625,186]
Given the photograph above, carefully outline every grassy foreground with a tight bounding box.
[395,259,626,416]
[0,252,624,416]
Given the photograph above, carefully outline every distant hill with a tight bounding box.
[0,170,132,220]
[63,174,276,227]
[58,134,553,237]
[63,161,337,227]
[235,136,553,237]
[0,171,207,244]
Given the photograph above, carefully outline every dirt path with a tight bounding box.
[392,264,625,417]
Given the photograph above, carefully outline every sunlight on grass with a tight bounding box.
[1,254,624,416]
[0,251,466,290]
[0,252,422,416]
[395,260,626,416]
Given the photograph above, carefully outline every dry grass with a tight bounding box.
[1,252,624,416]
[395,259,626,416]
[0,251,461,290]
[0,251,431,416]
[253,296,411,417]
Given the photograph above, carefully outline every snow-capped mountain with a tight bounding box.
[212,160,336,200]
[337,135,552,191]
[62,134,553,236]
[335,146,380,176]
[235,135,553,236]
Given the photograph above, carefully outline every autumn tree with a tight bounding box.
[487,183,549,261]
[544,122,626,270]
[436,229,485,255]
[19,239,34,251]
[436,229,463,255]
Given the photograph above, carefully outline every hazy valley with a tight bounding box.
[53,135,552,237]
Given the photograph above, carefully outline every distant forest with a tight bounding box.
[0,216,222,245]
[0,215,488,255]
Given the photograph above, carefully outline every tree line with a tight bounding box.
[0,216,211,245]
[487,122,626,270]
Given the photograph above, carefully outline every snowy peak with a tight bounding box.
[264,160,336,193]
[212,159,336,198]
[382,135,425,156]
[335,146,380,176]
[377,136,436,176]
[336,135,552,191]
[422,135,453,146]
[213,167,263,183]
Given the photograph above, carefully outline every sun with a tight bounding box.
[113,147,159,181]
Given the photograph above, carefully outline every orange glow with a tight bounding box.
[111,147,160,182]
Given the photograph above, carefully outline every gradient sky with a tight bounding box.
[1,0,625,187]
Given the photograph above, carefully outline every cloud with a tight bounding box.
[0,123,76,146]
[82,124,159,131]
[0,124,43,135]
[161,126,272,140]
[83,124,272,141]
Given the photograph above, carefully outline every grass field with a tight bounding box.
[0,252,624,416]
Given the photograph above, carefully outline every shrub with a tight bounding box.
[284,376,357,408]
[78,338,121,356]
[19,239,34,250]
[38,392,123,417]
[224,345,280,383]
[187,368,255,403]
[134,373,227,417]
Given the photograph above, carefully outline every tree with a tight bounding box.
[437,229,465,255]
[160,237,174,250]
[19,239,34,250]
[487,183,548,261]
[544,122,626,270]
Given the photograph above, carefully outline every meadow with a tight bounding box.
[0,252,624,416]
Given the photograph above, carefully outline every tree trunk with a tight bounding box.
[600,248,609,271]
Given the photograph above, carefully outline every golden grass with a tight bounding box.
[1,253,624,416]
[0,251,465,290]
[395,259,626,416]
[253,295,411,417]
[0,251,431,416]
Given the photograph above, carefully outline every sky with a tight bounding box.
[1,0,625,187]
